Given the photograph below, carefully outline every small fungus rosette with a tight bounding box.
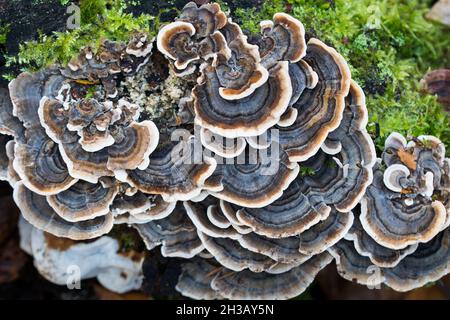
[329,132,450,291]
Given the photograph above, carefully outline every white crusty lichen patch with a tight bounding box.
[123,62,195,127]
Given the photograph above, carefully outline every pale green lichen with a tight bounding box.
[123,64,192,127]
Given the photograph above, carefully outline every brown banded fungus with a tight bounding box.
[157,2,227,71]
[361,133,447,250]
[14,182,114,240]
[176,252,333,300]
[2,35,169,240]
[126,137,217,202]
[160,2,373,296]
[330,228,450,292]
[0,88,23,138]
[2,2,385,299]
[330,132,450,291]
[38,95,159,182]
[134,203,204,258]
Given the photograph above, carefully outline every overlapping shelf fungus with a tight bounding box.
[0,2,448,299]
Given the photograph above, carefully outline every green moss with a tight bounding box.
[299,166,316,177]
[80,0,108,25]
[5,0,157,73]
[233,0,450,154]
[0,23,10,45]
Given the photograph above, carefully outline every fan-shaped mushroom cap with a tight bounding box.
[14,182,113,240]
[132,196,177,222]
[382,228,450,291]
[66,98,109,133]
[259,13,306,68]
[210,252,333,300]
[207,203,232,229]
[360,162,447,250]
[126,33,154,58]
[177,96,195,125]
[127,138,216,202]
[184,201,241,239]
[38,97,73,144]
[288,60,318,107]
[206,144,299,208]
[39,95,159,178]
[218,200,253,234]
[79,128,115,153]
[245,130,273,150]
[295,152,368,215]
[134,203,204,258]
[278,38,351,162]
[275,81,374,221]
[0,88,23,137]
[176,258,223,300]
[383,132,445,170]
[384,131,407,155]
[211,24,269,101]
[107,120,159,171]
[157,21,199,70]
[178,2,227,38]
[328,239,386,287]
[3,140,20,186]
[277,107,298,127]
[345,215,418,268]
[59,140,114,183]
[237,233,311,264]
[198,231,276,272]
[8,70,63,129]
[330,228,450,291]
[383,164,411,193]
[22,224,143,294]
[236,179,331,238]
[46,181,119,222]
[297,209,354,255]
[314,80,375,210]
[193,61,292,138]
[200,127,246,158]
[112,193,176,223]
[111,191,151,215]
[13,128,78,195]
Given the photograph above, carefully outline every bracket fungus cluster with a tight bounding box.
[330,132,450,291]
[152,2,375,299]
[0,2,448,299]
